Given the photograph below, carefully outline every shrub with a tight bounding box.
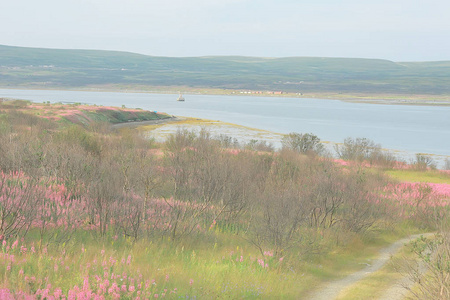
[281,132,324,155]
[335,137,387,163]
[398,232,450,300]
[245,139,274,152]
[414,154,436,171]
[445,158,450,170]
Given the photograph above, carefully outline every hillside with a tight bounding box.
[1,44,450,96]
[0,98,170,127]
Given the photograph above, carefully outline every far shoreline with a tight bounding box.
[1,86,450,107]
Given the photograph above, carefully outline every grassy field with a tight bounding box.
[385,169,450,184]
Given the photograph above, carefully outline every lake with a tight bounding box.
[1,88,449,163]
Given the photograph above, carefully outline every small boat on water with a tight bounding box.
[177,93,185,101]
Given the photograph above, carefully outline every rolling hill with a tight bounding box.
[1,44,449,96]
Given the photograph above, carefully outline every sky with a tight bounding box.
[1,0,449,61]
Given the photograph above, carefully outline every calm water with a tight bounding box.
[1,89,449,158]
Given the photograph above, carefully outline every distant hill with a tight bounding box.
[1,44,450,96]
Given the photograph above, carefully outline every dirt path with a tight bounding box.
[309,233,432,300]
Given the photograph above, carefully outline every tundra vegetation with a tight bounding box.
[2,44,450,99]
[0,100,449,298]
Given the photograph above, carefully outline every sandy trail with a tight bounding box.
[309,233,432,300]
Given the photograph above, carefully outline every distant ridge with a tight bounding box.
[1,44,449,95]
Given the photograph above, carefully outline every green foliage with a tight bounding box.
[1,44,450,95]
[405,233,450,299]
[0,99,31,108]
[56,125,102,156]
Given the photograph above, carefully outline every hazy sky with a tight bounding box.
[1,0,449,61]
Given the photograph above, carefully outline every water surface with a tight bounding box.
[1,89,449,159]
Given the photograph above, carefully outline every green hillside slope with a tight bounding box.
[1,44,449,95]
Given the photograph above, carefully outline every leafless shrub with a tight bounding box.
[247,180,308,257]
[335,137,380,161]
[282,132,324,155]
[340,168,387,233]
[162,128,253,239]
[244,139,275,152]
[413,154,437,171]
[215,134,240,149]
[306,164,346,229]
[368,150,398,169]
[164,127,197,152]
[444,158,450,170]
[0,172,41,240]
[84,157,125,238]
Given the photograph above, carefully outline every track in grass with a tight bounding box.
[309,233,433,300]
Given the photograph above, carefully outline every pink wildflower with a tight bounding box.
[11,240,18,249]
[54,288,62,299]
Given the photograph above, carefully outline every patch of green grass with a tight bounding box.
[385,169,450,184]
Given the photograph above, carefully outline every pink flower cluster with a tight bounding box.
[383,182,450,208]
[0,239,180,299]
